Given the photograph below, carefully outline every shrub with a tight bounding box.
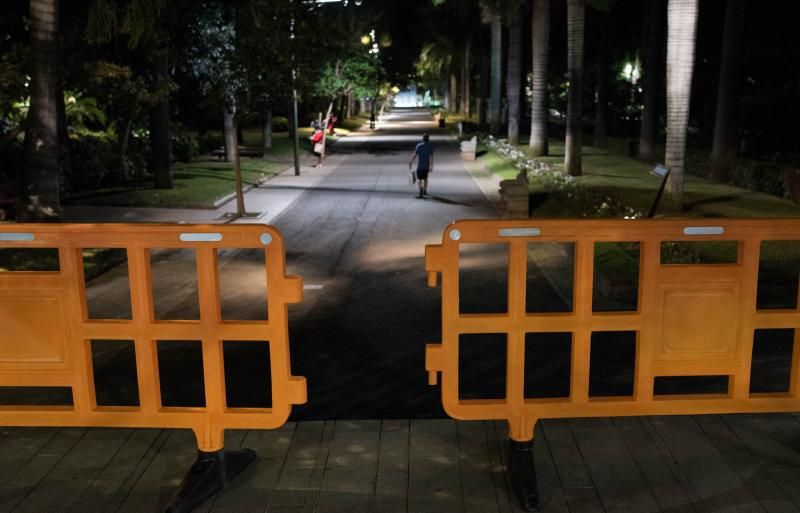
[171,126,199,162]
[197,133,224,155]
[730,160,786,198]
[64,135,124,193]
[272,116,289,132]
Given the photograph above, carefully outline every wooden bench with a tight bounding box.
[211,146,265,160]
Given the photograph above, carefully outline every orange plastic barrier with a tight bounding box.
[425,219,800,442]
[0,224,305,451]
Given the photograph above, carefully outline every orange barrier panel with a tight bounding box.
[425,218,800,439]
[0,224,305,512]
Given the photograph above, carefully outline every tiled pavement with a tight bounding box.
[0,415,799,512]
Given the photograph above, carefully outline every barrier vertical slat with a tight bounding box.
[635,238,659,402]
[791,329,800,398]
[59,246,92,415]
[735,239,761,399]
[572,240,595,404]
[127,246,159,414]
[196,246,225,451]
[507,241,527,439]
[444,238,461,409]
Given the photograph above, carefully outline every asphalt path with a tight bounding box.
[273,110,501,419]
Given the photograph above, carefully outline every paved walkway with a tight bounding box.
[5,110,800,512]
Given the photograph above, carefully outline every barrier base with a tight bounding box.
[508,439,540,512]
[165,448,257,513]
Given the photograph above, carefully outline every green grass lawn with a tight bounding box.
[477,139,800,219]
[67,158,286,209]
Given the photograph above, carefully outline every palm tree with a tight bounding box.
[19,0,61,221]
[709,0,747,183]
[460,37,472,117]
[529,0,550,156]
[665,0,699,206]
[639,0,666,163]
[488,11,503,134]
[506,11,522,146]
[564,0,585,176]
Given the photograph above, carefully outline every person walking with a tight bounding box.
[409,134,434,198]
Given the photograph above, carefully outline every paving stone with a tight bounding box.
[378,420,409,474]
[374,472,407,513]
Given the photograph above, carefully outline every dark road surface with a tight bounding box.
[273,110,498,419]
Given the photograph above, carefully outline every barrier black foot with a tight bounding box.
[508,439,540,512]
[165,448,256,513]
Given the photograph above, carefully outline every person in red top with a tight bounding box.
[310,127,324,167]
[328,114,338,135]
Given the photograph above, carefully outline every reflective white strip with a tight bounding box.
[0,233,34,242]
[449,229,462,241]
[303,284,324,290]
[179,233,223,242]
[499,228,541,237]
[260,233,273,245]
[683,227,724,236]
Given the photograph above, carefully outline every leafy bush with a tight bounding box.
[730,160,786,198]
[171,126,199,162]
[64,135,126,193]
[272,116,288,132]
[197,133,224,154]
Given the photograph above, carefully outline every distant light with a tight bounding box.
[361,35,371,45]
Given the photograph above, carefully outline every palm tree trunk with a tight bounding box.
[461,37,472,117]
[450,73,458,113]
[489,15,503,135]
[19,0,60,221]
[529,0,550,156]
[507,16,522,146]
[479,43,489,125]
[564,0,585,176]
[594,12,609,149]
[665,0,699,206]
[150,45,172,189]
[263,109,273,151]
[709,0,747,183]
[639,0,666,163]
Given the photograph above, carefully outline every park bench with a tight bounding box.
[211,146,265,160]
[460,135,477,161]
[498,169,529,218]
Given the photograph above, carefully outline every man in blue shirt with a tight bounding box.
[409,134,434,198]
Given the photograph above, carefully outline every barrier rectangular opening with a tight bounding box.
[593,242,639,312]
[757,241,800,310]
[524,333,571,399]
[223,341,272,408]
[91,339,139,407]
[653,376,730,397]
[459,334,506,400]
[750,329,795,394]
[459,244,508,314]
[83,248,132,320]
[217,249,269,321]
[660,241,739,265]
[0,387,73,406]
[157,340,206,408]
[151,249,200,321]
[0,248,60,272]
[589,331,636,398]
[526,243,574,313]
